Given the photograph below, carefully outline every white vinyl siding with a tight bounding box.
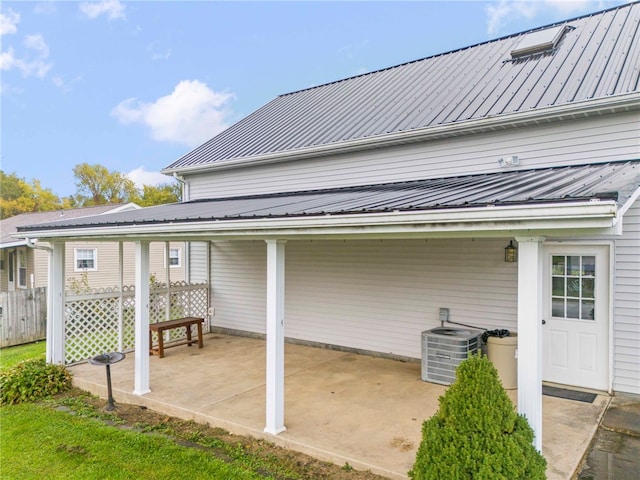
[187,112,639,200]
[33,248,48,288]
[187,241,210,284]
[613,198,640,394]
[210,238,517,359]
[211,241,267,335]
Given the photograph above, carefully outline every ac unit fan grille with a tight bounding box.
[421,329,481,385]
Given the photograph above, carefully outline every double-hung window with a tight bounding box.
[75,248,97,271]
[168,248,181,268]
[17,249,27,288]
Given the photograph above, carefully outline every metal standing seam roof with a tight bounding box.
[165,3,640,172]
[17,161,640,233]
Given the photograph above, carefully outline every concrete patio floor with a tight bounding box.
[70,333,608,480]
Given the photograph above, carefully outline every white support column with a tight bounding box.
[515,236,545,451]
[117,241,124,352]
[165,241,171,322]
[264,240,286,435]
[47,242,65,364]
[133,241,151,396]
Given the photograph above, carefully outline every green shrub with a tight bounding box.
[0,358,72,405]
[409,353,547,480]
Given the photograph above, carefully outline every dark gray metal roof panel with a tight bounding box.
[18,161,640,233]
[166,3,640,172]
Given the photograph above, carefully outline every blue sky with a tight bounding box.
[1,0,630,198]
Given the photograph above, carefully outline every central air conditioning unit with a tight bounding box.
[421,327,482,385]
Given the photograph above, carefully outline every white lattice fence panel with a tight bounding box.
[122,294,136,351]
[150,282,209,343]
[65,282,209,364]
[65,293,121,364]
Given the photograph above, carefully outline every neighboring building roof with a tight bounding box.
[165,2,640,173]
[2,204,140,246]
[18,161,640,232]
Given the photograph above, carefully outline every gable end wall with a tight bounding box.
[186,112,639,200]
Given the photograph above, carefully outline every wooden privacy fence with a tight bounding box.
[0,287,47,348]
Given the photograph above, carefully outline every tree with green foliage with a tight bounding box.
[71,163,139,206]
[409,354,547,480]
[0,170,62,219]
[130,182,181,207]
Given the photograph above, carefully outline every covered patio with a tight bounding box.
[70,333,608,480]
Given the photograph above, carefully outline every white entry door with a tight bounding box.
[542,245,609,390]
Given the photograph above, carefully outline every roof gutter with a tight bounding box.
[25,237,52,252]
[162,92,640,176]
[13,201,619,241]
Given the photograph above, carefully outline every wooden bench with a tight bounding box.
[149,317,204,358]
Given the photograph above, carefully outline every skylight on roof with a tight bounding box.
[511,24,567,58]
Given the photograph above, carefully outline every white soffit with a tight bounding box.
[511,24,567,57]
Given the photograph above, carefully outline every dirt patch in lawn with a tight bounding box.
[51,389,392,480]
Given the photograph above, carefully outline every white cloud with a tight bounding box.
[126,167,173,189]
[151,49,172,61]
[52,74,83,92]
[24,33,49,57]
[79,0,126,21]
[1,9,52,83]
[0,8,19,36]
[485,0,613,34]
[112,80,235,147]
[0,82,23,96]
[0,34,52,78]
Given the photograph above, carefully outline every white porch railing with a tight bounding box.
[64,281,209,364]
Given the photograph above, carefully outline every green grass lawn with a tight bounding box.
[0,342,272,480]
[0,402,261,480]
[0,342,381,480]
[0,342,46,369]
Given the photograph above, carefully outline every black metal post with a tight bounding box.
[105,364,115,411]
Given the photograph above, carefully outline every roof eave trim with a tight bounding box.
[162,92,640,176]
[0,240,28,249]
[618,185,640,217]
[15,201,619,241]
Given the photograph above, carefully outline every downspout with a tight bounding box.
[25,237,52,252]
[172,172,188,202]
[173,172,191,284]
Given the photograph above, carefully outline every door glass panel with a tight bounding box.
[550,254,596,321]
[552,277,565,296]
[566,299,580,318]
[552,256,565,275]
[582,278,594,298]
[582,300,595,320]
[567,278,580,297]
[567,256,581,275]
[552,298,565,317]
[582,256,595,276]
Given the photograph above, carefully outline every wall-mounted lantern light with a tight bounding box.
[505,240,518,263]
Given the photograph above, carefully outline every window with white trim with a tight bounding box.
[168,247,181,268]
[75,248,97,271]
[17,249,27,288]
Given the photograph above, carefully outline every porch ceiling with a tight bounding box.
[15,160,640,241]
